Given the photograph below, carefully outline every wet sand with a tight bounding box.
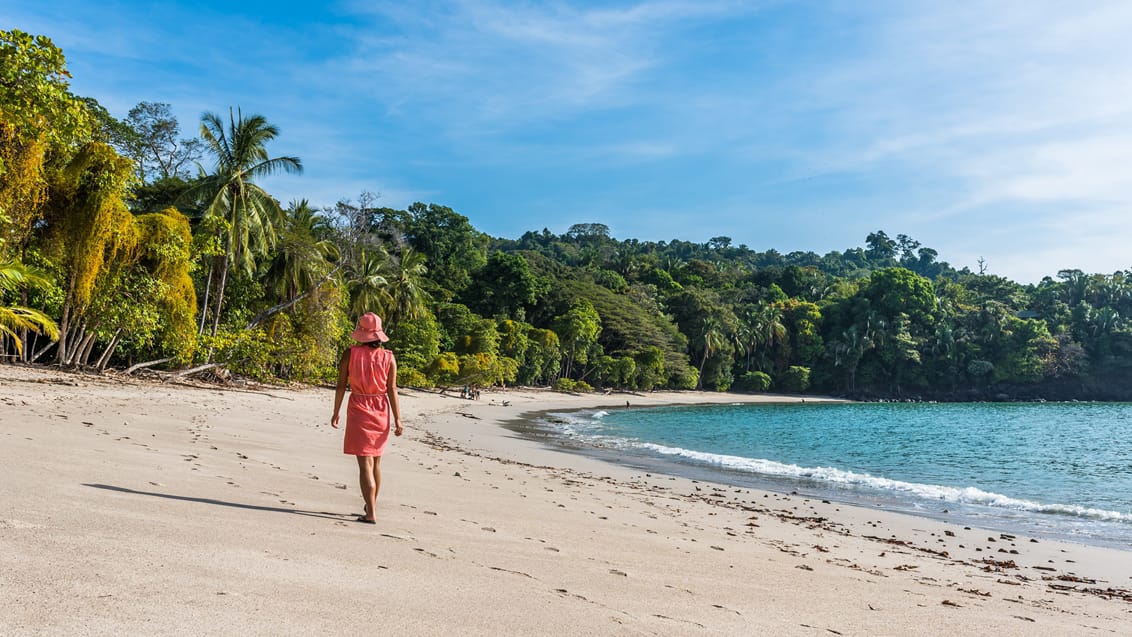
[2,365,1130,635]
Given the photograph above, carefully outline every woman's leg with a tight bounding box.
[371,456,383,506]
[357,456,377,521]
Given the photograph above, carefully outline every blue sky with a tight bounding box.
[7,0,1132,282]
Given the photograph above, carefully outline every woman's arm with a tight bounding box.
[330,348,350,428]
[386,355,403,436]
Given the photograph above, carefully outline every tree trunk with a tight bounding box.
[77,332,97,367]
[31,336,55,363]
[172,362,225,379]
[95,329,122,371]
[55,302,72,365]
[697,345,710,390]
[65,323,87,366]
[210,254,229,338]
[198,259,214,335]
[245,264,342,329]
[19,286,29,362]
[124,356,173,375]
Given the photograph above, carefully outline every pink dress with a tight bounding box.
[343,345,395,456]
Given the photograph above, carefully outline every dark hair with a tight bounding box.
[364,340,384,349]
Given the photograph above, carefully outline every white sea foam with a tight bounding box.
[632,442,1132,523]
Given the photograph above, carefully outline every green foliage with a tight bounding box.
[388,307,441,373]
[464,251,548,320]
[457,352,514,387]
[428,352,461,386]
[186,107,301,337]
[201,327,278,381]
[44,142,136,313]
[778,366,811,392]
[0,259,59,352]
[671,365,699,390]
[397,367,431,388]
[863,268,936,324]
[400,202,487,293]
[552,378,593,393]
[634,346,666,390]
[552,298,601,378]
[437,303,500,357]
[0,29,92,146]
[7,22,1130,397]
[520,326,560,385]
[733,371,772,392]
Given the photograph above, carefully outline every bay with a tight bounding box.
[514,402,1132,549]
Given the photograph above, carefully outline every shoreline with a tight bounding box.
[502,401,1132,553]
[4,365,1131,635]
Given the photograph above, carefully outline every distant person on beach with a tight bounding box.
[331,312,403,524]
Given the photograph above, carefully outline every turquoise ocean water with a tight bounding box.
[517,402,1132,549]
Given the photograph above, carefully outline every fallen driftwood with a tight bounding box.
[169,362,228,380]
[123,358,174,375]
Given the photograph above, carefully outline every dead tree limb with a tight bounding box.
[124,357,174,375]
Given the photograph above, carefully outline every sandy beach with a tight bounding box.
[2,365,1130,636]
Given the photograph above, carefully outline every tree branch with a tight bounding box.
[245,264,342,329]
[123,357,173,374]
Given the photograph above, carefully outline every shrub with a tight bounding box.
[778,366,811,392]
[397,367,431,388]
[733,371,772,392]
[552,378,592,393]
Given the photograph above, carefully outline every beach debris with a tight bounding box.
[1045,574,1096,584]
[796,564,813,571]
[941,599,962,607]
[978,558,1018,572]
[863,535,950,558]
[957,588,991,597]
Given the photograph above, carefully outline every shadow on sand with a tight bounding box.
[84,483,355,522]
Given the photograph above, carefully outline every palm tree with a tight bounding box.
[0,260,59,357]
[751,304,787,371]
[831,325,873,391]
[265,200,338,303]
[696,316,726,389]
[346,248,393,319]
[384,247,430,329]
[186,107,302,336]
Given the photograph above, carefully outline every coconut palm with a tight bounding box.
[186,107,301,335]
[384,247,430,329]
[831,325,873,391]
[0,260,59,357]
[346,247,393,319]
[696,316,726,389]
[265,199,338,303]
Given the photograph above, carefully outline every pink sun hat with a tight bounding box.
[350,312,390,343]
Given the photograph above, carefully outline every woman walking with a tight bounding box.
[331,312,403,524]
